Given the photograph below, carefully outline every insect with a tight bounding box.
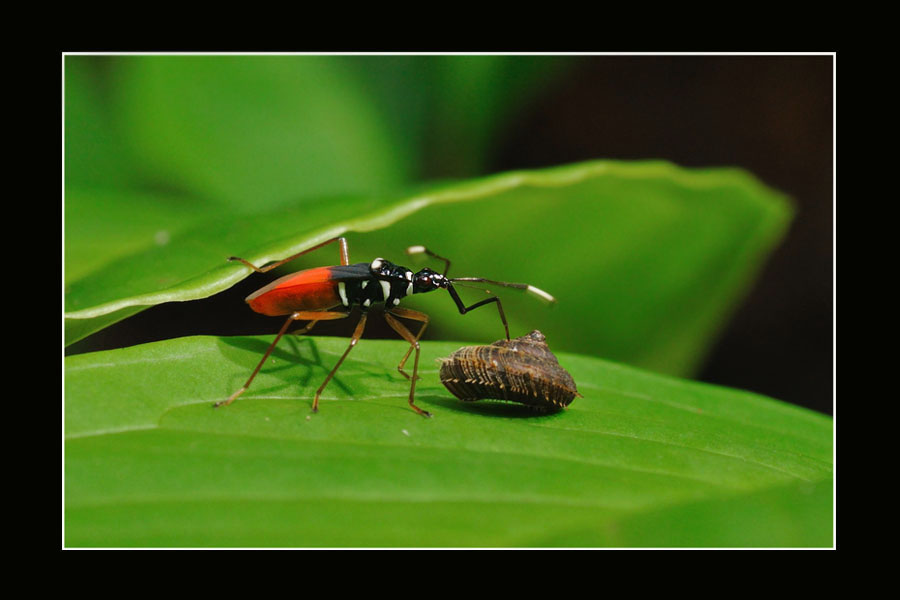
[439,330,580,411]
[215,237,556,417]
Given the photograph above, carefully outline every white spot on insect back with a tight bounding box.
[405,270,413,281]
[406,282,413,296]
[364,299,371,307]
[380,280,391,301]
[338,282,348,306]
[393,298,400,305]
[371,258,383,270]
[361,280,368,289]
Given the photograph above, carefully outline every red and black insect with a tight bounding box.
[215,236,555,417]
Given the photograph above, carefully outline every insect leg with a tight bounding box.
[386,307,430,381]
[384,311,432,418]
[292,320,320,336]
[216,310,350,408]
[446,285,510,340]
[312,312,368,413]
[228,236,351,272]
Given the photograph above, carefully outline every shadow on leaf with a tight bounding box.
[422,395,569,419]
[216,335,354,399]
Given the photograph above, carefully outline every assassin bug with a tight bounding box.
[215,236,556,417]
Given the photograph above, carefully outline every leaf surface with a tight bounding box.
[112,55,412,209]
[65,335,832,547]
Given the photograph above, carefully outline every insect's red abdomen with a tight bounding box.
[245,266,342,316]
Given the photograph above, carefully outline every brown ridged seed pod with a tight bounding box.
[438,330,581,411]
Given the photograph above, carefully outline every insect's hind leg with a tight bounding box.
[228,236,351,272]
[292,319,320,336]
[216,310,350,409]
[312,312,368,413]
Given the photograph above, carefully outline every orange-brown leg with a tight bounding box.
[384,310,431,418]
[311,312,368,413]
[387,307,430,381]
[228,236,350,272]
[216,310,350,408]
[291,319,320,337]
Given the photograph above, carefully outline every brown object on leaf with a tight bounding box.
[439,330,580,411]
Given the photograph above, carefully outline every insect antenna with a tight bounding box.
[450,277,557,304]
[406,245,451,276]
[449,280,495,294]
[408,245,556,340]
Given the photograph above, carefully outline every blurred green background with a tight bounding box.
[64,54,833,415]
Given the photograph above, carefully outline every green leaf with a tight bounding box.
[65,160,791,378]
[64,335,832,547]
[64,188,213,286]
[64,56,139,189]
[111,55,413,209]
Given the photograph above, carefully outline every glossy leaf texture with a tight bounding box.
[65,160,791,377]
[111,56,410,208]
[69,55,566,211]
[65,335,832,547]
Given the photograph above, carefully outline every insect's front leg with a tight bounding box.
[446,285,510,340]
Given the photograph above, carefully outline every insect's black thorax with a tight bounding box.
[334,259,415,310]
